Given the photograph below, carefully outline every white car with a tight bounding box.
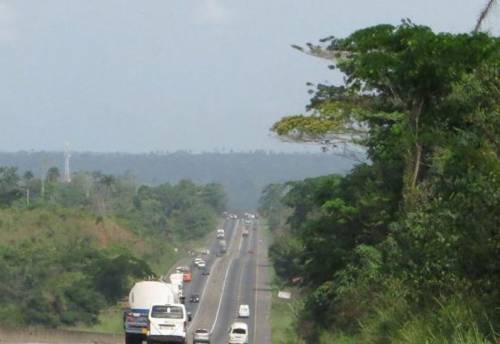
[238,304,250,318]
[228,322,248,344]
[197,261,206,268]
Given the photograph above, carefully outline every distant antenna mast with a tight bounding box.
[64,142,72,183]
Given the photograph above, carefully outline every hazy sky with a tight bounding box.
[0,0,498,153]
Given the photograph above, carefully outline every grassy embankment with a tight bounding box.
[260,222,304,344]
[74,220,221,333]
[265,217,498,343]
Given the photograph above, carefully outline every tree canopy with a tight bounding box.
[266,23,500,343]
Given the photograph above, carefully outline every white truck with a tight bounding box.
[123,281,188,344]
[169,273,185,303]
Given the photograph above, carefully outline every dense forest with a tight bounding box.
[261,23,500,343]
[0,151,353,211]
[0,166,225,327]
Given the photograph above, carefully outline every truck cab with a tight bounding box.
[148,304,189,344]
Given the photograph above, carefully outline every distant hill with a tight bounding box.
[0,151,354,210]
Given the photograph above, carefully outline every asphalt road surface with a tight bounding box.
[183,218,238,322]
[188,218,271,344]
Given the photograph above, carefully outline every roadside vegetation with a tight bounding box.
[0,167,226,328]
[261,22,500,343]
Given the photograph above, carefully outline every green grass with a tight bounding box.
[68,305,124,333]
[271,294,305,344]
[261,222,305,344]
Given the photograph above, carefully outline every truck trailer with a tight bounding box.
[123,280,186,344]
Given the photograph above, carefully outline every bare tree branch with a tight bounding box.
[474,0,497,33]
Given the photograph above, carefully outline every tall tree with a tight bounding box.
[0,167,21,206]
[22,171,35,207]
[273,22,499,208]
[46,167,61,183]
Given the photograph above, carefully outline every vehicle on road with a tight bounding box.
[228,322,249,344]
[242,229,249,237]
[176,266,189,273]
[147,304,189,344]
[216,228,225,239]
[201,267,210,276]
[201,249,210,255]
[197,260,206,268]
[238,304,250,318]
[183,271,192,282]
[124,281,181,344]
[190,294,200,303]
[193,328,211,343]
[219,239,227,254]
[169,273,185,303]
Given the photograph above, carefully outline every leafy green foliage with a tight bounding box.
[0,168,226,327]
[258,183,289,230]
[0,167,22,206]
[267,23,500,343]
[0,237,150,326]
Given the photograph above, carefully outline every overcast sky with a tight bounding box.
[0,0,498,153]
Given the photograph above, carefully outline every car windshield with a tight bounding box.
[196,329,208,333]
[151,305,184,319]
[232,328,247,334]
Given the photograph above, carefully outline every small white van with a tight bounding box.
[148,304,189,344]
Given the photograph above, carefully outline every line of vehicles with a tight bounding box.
[124,279,189,344]
[124,216,256,344]
[193,306,251,344]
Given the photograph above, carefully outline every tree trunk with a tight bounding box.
[474,0,497,33]
[404,100,424,209]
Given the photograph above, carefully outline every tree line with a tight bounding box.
[0,150,353,211]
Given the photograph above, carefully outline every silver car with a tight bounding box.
[193,328,211,343]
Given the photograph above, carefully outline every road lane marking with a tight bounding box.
[189,219,238,328]
[238,231,244,252]
[209,220,241,334]
[209,257,235,334]
[236,243,248,306]
[253,221,261,341]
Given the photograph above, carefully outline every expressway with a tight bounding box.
[4,217,271,344]
[182,218,238,321]
[187,217,271,344]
